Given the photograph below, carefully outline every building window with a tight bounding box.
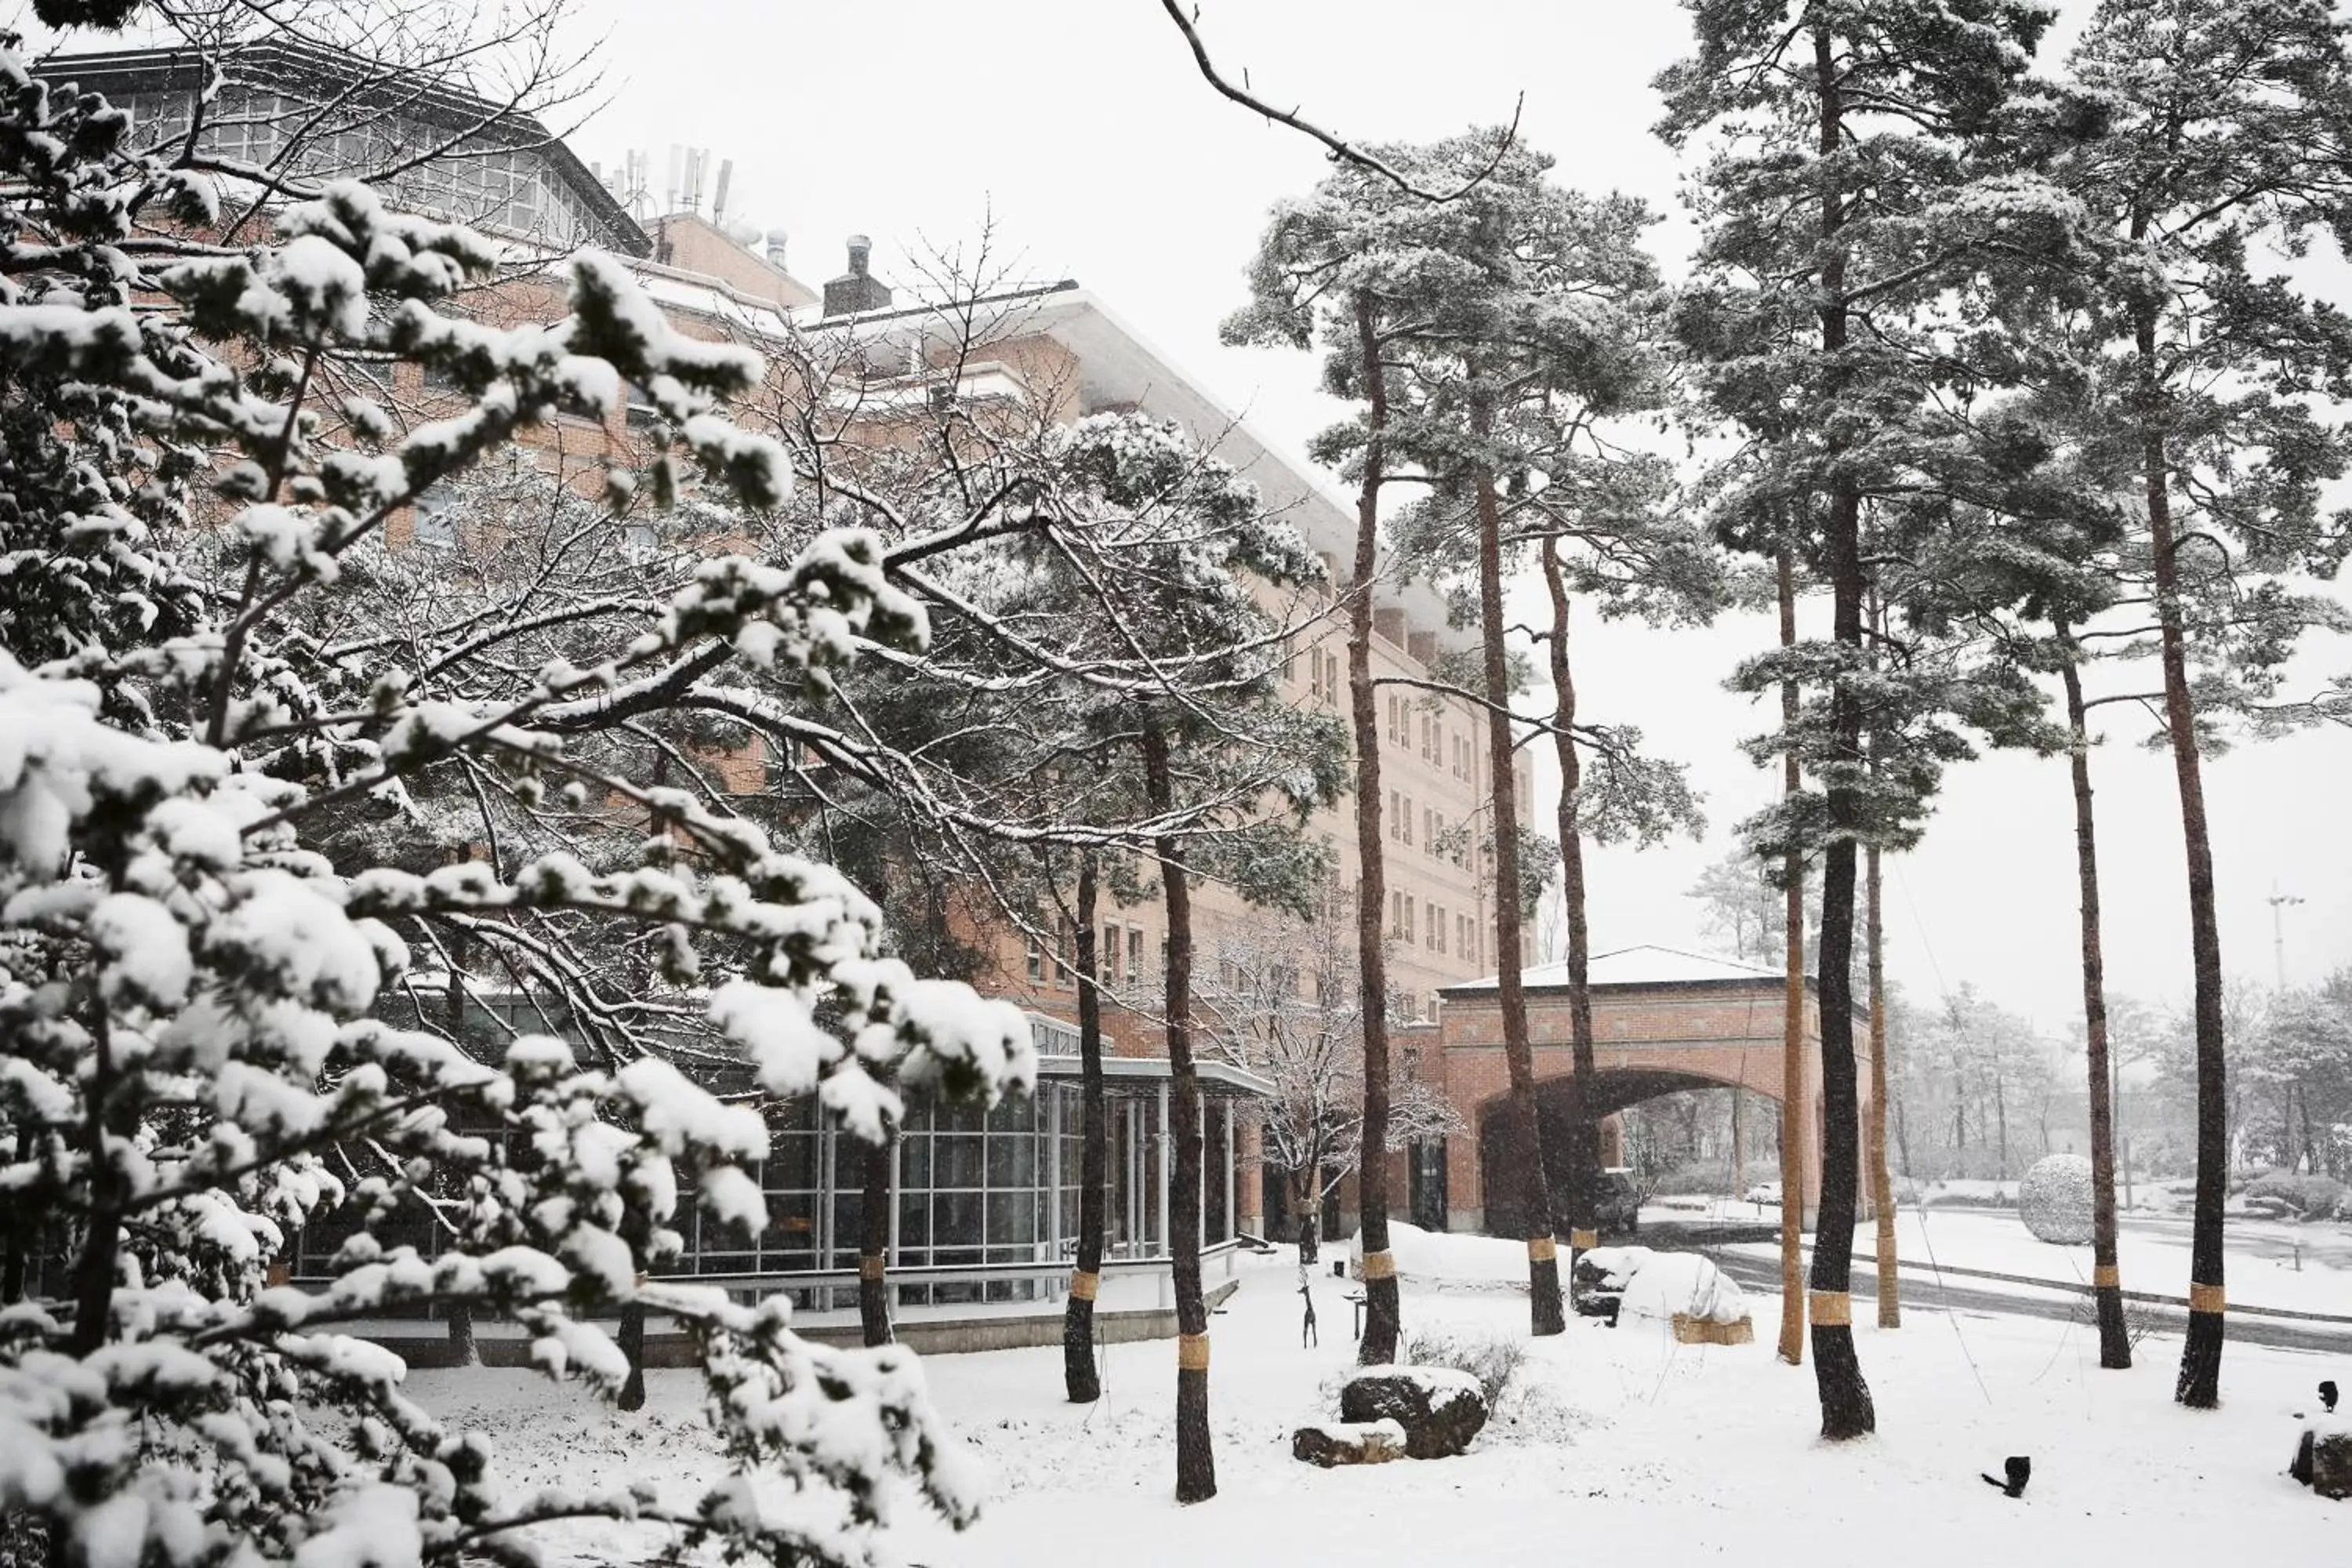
[1400,797,1414,846]
[1403,895,1417,946]
[1325,652,1341,707]
[1055,923,1073,988]
[1102,923,1123,984]
[1424,807,1437,854]
[1388,789,1403,840]
[1026,935,1046,985]
[1129,927,1145,983]
[1433,906,1447,954]
[1389,891,1404,940]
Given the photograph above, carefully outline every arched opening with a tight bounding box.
[1475,1068,1777,1238]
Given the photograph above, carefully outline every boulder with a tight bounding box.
[1292,1419,1407,1467]
[1340,1366,1490,1459]
[2020,1155,2096,1244]
[2292,1422,2352,1500]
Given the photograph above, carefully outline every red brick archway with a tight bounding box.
[1428,946,1872,1232]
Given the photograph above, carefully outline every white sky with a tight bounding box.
[564,0,2349,1040]
[34,0,2345,1037]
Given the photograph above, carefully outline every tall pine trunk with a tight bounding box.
[2137,305,2228,1407]
[1775,548,1807,1369]
[1063,854,1107,1401]
[1348,289,1402,1365]
[2060,632,2130,1368]
[1143,718,1215,1502]
[1808,21,1874,1439]
[1472,390,1563,1337]
[1541,538,1602,1265]
[1866,844,1898,1329]
[858,1128,895,1348]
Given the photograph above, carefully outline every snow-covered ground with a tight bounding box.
[407,1247,2349,1568]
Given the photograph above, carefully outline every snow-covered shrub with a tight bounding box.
[2241,1171,2347,1221]
[1401,1327,1526,1405]
[0,34,1034,1568]
[2020,1154,2096,1243]
[1581,1245,1751,1325]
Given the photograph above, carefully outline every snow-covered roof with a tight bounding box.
[1441,944,1802,996]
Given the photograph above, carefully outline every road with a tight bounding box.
[1711,1250,2352,1356]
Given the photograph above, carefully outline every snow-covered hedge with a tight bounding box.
[2020,1154,2096,1244]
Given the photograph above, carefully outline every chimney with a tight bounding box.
[1407,630,1438,666]
[822,234,892,318]
[764,227,789,271]
[1374,607,1407,646]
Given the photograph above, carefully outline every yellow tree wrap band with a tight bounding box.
[1069,1271,1100,1302]
[2092,1265,2120,1290]
[1807,1290,1853,1327]
[1177,1333,1210,1371]
[1527,1236,1558,1263]
[2189,1282,2225,1314]
[858,1256,885,1280]
[1359,1250,1397,1281]
[1570,1229,1600,1250]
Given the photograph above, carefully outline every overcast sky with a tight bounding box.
[559,0,2348,1041]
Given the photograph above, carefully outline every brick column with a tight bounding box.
[1237,1111,1264,1236]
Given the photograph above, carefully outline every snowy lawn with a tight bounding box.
[408,1247,2348,1567]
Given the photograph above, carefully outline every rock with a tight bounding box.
[2019,1154,2095,1244]
[2296,1424,2352,1500]
[1291,1419,1407,1467]
[1340,1366,1490,1459]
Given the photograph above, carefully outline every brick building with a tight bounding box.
[40,38,1533,1293]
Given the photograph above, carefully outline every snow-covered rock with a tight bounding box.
[1292,1419,1409,1467]
[2291,1417,2352,1499]
[2020,1154,2096,1244]
[1341,1366,1489,1458]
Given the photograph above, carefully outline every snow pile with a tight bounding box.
[1350,1221,1529,1287]
[1583,1245,1750,1326]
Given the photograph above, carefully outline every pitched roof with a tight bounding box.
[1442,943,1803,995]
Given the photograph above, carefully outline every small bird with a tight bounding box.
[2321,1379,2338,1414]
[1980,1456,2031,1498]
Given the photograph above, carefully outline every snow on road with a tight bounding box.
[407,1247,2348,1568]
[1718,1206,2352,1316]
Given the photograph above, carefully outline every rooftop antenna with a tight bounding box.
[712,158,735,226]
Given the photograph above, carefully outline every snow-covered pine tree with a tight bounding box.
[1657,0,2063,1438]
[1230,132,1675,1344]
[0,37,1037,1568]
[1022,413,1344,1501]
[2033,0,2352,1409]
